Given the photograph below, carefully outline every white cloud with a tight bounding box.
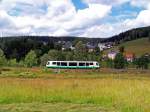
[130,0,150,9]
[0,0,111,37]
[64,4,111,30]
[0,0,150,38]
[124,9,150,28]
[82,0,130,6]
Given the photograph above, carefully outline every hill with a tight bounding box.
[104,26,150,44]
[105,38,150,56]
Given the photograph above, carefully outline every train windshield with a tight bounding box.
[47,62,50,65]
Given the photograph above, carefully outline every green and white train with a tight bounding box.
[46,61,100,69]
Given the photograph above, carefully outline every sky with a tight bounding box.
[0,0,150,38]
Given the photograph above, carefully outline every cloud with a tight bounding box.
[0,0,150,38]
[130,0,150,9]
[0,0,111,37]
[82,0,130,6]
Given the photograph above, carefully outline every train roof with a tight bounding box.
[47,61,98,62]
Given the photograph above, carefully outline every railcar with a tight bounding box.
[46,61,100,69]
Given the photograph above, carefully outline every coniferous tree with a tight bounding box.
[114,53,126,69]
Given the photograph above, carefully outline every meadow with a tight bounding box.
[0,67,150,112]
[105,38,150,56]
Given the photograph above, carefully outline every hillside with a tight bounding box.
[104,26,150,43]
[105,38,150,56]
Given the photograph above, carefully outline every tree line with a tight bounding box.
[0,41,101,68]
[0,42,149,70]
[104,26,150,44]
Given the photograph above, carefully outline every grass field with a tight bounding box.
[105,38,150,56]
[0,67,150,112]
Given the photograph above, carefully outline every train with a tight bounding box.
[46,61,100,69]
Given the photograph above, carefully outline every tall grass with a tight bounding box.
[0,78,150,112]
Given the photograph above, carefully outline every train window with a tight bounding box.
[79,63,85,66]
[57,62,60,66]
[69,62,77,66]
[52,62,56,65]
[96,63,99,66]
[86,63,89,66]
[61,62,67,66]
[90,63,93,65]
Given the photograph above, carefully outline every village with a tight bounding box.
[55,40,150,64]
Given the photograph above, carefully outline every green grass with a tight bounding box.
[105,38,150,56]
[0,67,150,112]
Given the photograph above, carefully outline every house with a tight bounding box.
[98,42,113,51]
[108,51,118,60]
[124,52,135,62]
[143,53,150,60]
[144,53,150,57]
[62,41,75,51]
[98,43,107,51]
[86,43,96,53]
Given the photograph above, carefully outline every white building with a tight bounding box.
[108,51,118,60]
[98,43,107,51]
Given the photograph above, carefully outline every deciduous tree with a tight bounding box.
[24,50,38,67]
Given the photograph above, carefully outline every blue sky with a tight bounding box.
[0,0,150,38]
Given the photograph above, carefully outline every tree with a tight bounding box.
[0,49,6,67]
[47,50,65,61]
[74,41,87,60]
[119,46,125,53]
[40,53,49,66]
[0,49,6,74]
[8,59,18,67]
[65,52,74,61]
[106,59,114,68]
[148,33,150,42]
[95,46,100,55]
[114,53,126,69]
[24,50,38,67]
[135,55,149,69]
